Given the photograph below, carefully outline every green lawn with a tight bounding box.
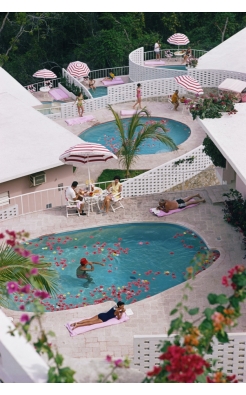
[96,169,148,188]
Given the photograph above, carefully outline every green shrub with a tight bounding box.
[202,136,226,168]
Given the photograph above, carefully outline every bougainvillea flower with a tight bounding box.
[20,314,30,323]
[7,281,19,294]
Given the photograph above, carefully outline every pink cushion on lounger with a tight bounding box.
[102,78,124,86]
[65,115,95,125]
[150,201,198,217]
[65,312,129,337]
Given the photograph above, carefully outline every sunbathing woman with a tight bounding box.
[88,78,96,91]
[71,301,125,330]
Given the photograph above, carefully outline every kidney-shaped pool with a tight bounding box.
[8,223,219,312]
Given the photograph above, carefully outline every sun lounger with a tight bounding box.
[65,313,129,337]
[150,201,198,217]
[49,88,70,100]
[65,115,95,125]
[102,77,124,86]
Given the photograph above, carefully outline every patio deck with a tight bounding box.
[2,185,246,364]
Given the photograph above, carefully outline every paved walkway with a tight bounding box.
[2,185,246,361]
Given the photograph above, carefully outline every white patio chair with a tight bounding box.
[167,96,174,110]
[26,85,36,93]
[64,190,80,217]
[165,51,173,62]
[109,189,124,212]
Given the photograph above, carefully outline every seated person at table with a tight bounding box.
[65,181,87,216]
[100,175,122,214]
[157,194,206,213]
[102,70,115,81]
[171,90,180,111]
[183,47,192,64]
[88,78,96,90]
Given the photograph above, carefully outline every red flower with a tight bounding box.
[221,276,229,287]
[147,366,162,377]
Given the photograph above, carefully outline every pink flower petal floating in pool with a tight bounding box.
[108,270,112,273]
[83,245,87,248]
[138,242,143,245]
[132,271,136,274]
[169,251,174,255]
[85,252,89,255]
[89,236,94,238]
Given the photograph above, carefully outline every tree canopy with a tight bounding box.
[0,12,245,85]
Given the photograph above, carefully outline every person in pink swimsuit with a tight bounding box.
[133,83,142,109]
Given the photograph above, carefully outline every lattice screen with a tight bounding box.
[122,145,212,198]
[133,333,246,382]
[188,68,246,87]
[0,204,18,222]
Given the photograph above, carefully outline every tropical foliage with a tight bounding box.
[108,105,177,177]
[0,230,58,307]
[223,189,246,248]
[202,135,226,168]
[188,92,238,120]
[1,12,246,85]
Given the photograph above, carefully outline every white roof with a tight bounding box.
[0,67,41,107]
[198,103,246,185]
[0,93,83,183]
[196,28,246,74]
[218,78,246,93]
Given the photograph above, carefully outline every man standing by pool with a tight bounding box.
[171,90,180,111]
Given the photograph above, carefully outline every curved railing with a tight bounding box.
[144,48,207,61]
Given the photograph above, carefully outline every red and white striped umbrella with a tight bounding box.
[33,69,57,79]
[67,61,90,78]
[175,75,204,95]
[167,33,190,46]
[59,142,117,187]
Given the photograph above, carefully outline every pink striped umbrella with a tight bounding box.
[59,142,118,187]
[67,61,90,79]
[167,33,189,51]
[174,75,204,95]
[33,69,57,79]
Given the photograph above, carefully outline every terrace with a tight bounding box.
[1,35,246,382]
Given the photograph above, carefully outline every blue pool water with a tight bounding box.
[158,65,187,71]
[90,86,108,98]
[8,223,219,312]
[80,117,190,155]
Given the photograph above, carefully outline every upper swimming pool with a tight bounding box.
[157,65,187,71]
[89,86,108,98]
[80,117,191,155]
[7,223,219,312]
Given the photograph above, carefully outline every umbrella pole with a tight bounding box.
[87,156,91,192]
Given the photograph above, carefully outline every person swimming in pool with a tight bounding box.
[71,301,125,329]
[157,194,206,213]
[76,258,105,276]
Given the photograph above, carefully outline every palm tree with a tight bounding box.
[0,244,59,308]
[108,105,178,177]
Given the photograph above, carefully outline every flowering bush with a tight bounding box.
[1,230,76,383]
[142,263,246,383]
[189,92,238,120]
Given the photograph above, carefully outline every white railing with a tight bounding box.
[133,333,246,382]
[129,47,187,82]
[188,68,246,87]
[89,66,129,80]
[121,145,212,198]
[24,78,61,93]
[0,180,124,221]
[144,48,207,61]
[0,310,48,383]
[62,69,92,99]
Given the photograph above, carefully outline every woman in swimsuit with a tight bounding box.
[71,301,125,330]
[133,83,142,109]
[75,92,84,117]
[88,78,96,91]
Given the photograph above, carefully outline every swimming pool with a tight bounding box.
[90,86,108,98]
[158,65,187,71]
[8,223,219,312]
[80,117,191,155]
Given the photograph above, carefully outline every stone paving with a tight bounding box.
[2,185,246,362]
